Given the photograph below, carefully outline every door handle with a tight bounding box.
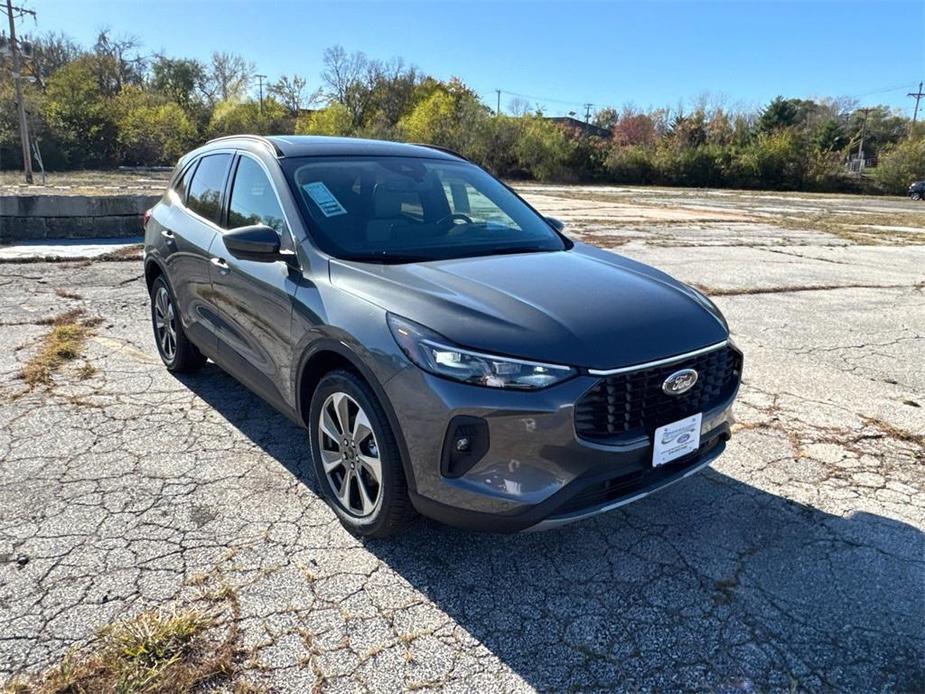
[210,257,231,275]
[161,229,175,240]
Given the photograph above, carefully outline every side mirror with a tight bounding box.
[546,216,565,232]
[224,224,281,262]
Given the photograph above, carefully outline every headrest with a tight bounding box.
[372,182,411,218]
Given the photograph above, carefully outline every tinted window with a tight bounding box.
[227,157,287,234]
[283,156,566,263]
[173,161,197,201]
[186,154,231,223]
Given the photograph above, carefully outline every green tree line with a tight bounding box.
[1,32,922,194]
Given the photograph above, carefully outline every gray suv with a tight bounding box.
[143,135,742,537]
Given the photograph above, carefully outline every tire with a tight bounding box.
[150,275,206,372]
[912,192,922,201]
[308,370,416,537]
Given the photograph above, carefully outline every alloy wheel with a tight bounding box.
[153,286,177,362]
[318,392,383,517]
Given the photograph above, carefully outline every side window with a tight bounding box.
[186,154,231,223]
[172,161,197,201]
[227,157,288,234]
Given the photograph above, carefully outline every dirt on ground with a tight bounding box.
[0,169,171,197]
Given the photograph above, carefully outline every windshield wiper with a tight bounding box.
[485,246,558,257]
[346,252,435,264]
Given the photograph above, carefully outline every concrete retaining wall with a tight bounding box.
[0,194,160,243]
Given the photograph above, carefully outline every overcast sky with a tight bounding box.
[28,0,925,117]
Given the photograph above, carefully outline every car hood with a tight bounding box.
[329,243,728,370]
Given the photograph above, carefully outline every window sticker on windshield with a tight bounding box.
[301,181,347,217]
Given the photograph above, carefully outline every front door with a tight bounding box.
[210,154,300,410]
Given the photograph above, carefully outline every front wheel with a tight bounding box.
[912,192,922,201]
[308,370,416,537]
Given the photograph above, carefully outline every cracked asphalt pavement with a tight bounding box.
[1,187,923,692]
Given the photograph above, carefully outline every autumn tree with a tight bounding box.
[150,56,209,112]
[44,57,117,166]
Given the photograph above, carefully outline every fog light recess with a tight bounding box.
[441,416,489,478]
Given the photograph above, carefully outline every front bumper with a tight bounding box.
[384,365,738,533]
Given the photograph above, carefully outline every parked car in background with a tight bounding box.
[908,180,925,200]
[143,135,743,537]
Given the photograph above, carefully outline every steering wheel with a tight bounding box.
[435,213,473,232]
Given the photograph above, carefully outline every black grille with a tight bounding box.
[575,345,742,442]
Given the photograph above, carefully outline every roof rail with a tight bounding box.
[410,143,468,161]
[205,134,283,157]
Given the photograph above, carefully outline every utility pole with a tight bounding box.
[908,82,924,124]
[255,73,267,114]
[5,0,33,184]
[583,102,593,123]
[495,89,501,117]
[857,107,871,163]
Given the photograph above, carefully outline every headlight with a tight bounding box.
[387,314,575,390]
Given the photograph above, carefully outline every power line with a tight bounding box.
[497,88,588,109]
[847,81,919,99]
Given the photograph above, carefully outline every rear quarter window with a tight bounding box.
[172,161,198,201]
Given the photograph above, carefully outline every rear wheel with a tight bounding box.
[308,370,415,537]
[150,276,206,372]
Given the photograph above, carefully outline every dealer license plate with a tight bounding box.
[652,413,702,467]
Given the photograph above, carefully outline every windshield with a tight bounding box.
[283,156,567,262]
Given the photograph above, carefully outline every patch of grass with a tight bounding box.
[2,609,223,694]
[96,244,144,262]
[772,211,925,245]
[0,244,143,265]
[53,287,83,300]
[19,309,99,387]
[33,308,85,326]
[3,575,254,694]
[691,282,913,297]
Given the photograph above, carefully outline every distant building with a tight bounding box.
[543,117,612,139]
[846,155,877,174]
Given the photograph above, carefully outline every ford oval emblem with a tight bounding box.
[662,368,698,396]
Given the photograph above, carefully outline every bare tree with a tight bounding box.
[19,31,82,88]
[208,51,255,103]
[508,97,530,117]
[268,74,316,114]
[321,45,396,127]
[321,45,368,104]
[92,28,146,94]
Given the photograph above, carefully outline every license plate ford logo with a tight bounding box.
[662,368,698,395]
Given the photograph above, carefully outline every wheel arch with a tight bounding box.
[296,340,418,494]
[144,255,167,291]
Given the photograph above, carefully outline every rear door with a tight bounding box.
[209,153,300,410]
[163,152,233,355]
